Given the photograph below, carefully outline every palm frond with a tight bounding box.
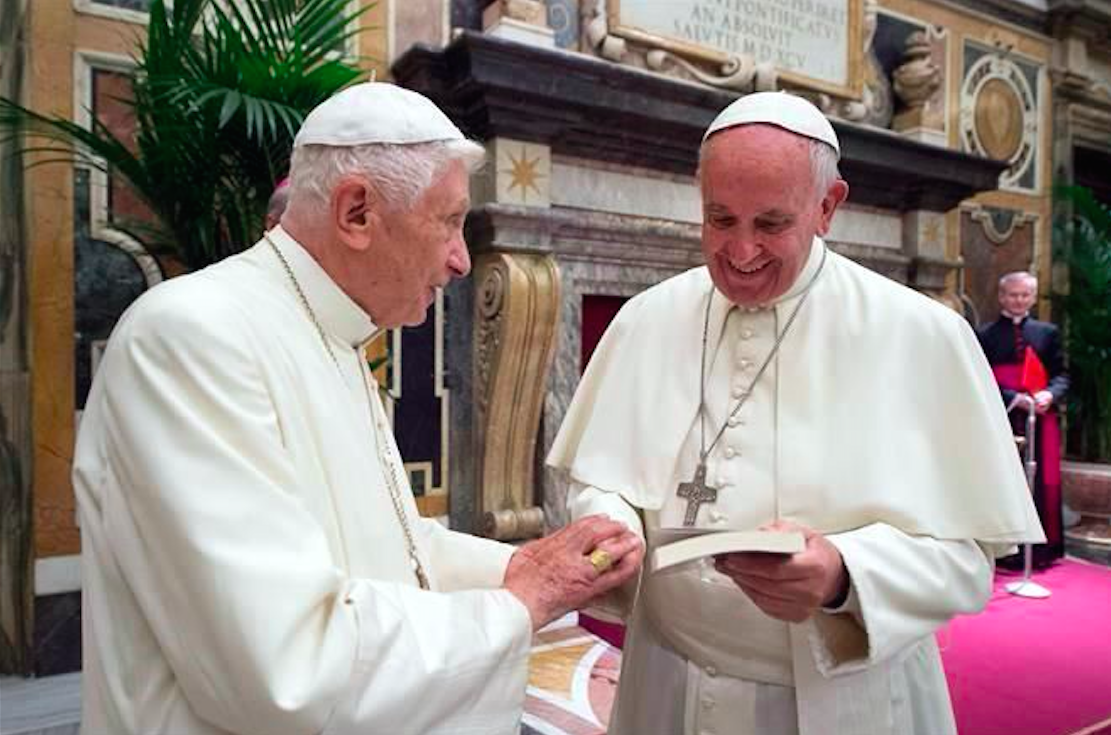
[1053,184,1111,460]
[0,0,374,269]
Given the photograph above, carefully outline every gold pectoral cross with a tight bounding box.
[677,463,718,527]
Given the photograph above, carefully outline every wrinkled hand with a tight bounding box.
[1034,390,1054,414]
[713,520,848,623]
[1012,393,1036,412]
[504,515,644,630]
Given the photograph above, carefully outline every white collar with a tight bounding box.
[265,226,379,348]
[774,235,826,306]
[706,235,827,342]
[1001,310,1030,324]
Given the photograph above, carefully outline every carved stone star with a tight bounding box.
[504,149,544,202]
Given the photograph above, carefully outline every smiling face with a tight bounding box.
[700,125,846,306]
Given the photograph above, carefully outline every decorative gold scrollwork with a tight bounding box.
[473,253,561,540]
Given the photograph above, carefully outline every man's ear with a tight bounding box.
[816,179,849,236]
[331,175,376,252]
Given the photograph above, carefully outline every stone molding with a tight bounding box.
[472,252,560,540]
[393,31,1007,212]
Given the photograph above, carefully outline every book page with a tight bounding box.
[651,529,806,573]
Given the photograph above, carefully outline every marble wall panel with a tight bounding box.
[541,258,688,527]
[551,161,701,223]
[827,204,904,251]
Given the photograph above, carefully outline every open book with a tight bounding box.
[651,529,806,573]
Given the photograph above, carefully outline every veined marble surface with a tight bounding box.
[827,204,903,251]
[0,672,80,735]
[551,162,701,224]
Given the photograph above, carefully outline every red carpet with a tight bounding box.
[940,559,1111,735]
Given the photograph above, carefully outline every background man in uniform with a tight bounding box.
[977,270,1069,567]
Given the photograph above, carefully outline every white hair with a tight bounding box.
[808,139,841,202]
[697,134,843,201]
[286,139,485,217]
[999,271,1037,291]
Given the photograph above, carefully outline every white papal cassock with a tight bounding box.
[549,237,1043,735]
[74,226,532,735]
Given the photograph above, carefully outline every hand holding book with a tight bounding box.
[654,520,850,624]
[650,528,806,572]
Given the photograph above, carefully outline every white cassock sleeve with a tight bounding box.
[93,303,532,735]
[568,483,644,621]
[416,518,518,591]
[810,523,993,676]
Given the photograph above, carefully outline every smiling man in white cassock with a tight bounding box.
[74,82,644,735]
[548,92,1043,735]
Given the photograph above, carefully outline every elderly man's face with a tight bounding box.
[700,125,844,306]
[364,160,472,327]
[999,277,1036,316]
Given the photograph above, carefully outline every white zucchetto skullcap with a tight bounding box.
[703,91,840,158]
[293,82,463,148]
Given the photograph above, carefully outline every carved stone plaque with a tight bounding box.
[607,0,864,97]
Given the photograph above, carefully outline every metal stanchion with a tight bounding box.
[1006,396,1051,599]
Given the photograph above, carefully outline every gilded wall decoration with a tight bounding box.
[583,0,779,92]
[473,252,560,540]
[497,139,551,207]
[597,0,864,98]
[960,43,1042,193]
[475,266,507,415]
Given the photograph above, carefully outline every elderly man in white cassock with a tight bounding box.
[548,92,1043,735]
[73,83,643,735]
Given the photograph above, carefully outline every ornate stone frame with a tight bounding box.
[598,0,865,98]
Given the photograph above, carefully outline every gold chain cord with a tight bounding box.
[265,234,430,589]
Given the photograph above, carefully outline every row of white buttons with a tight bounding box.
[702,313,767,730]
[699,664,718,735]
[702,665,718,717]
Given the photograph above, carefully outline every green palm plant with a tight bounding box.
[0,0,372,269]
[1054,185,1111,461]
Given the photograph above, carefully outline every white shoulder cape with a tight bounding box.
[548,246,1043,544]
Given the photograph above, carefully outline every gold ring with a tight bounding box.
[588,548,613,574]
